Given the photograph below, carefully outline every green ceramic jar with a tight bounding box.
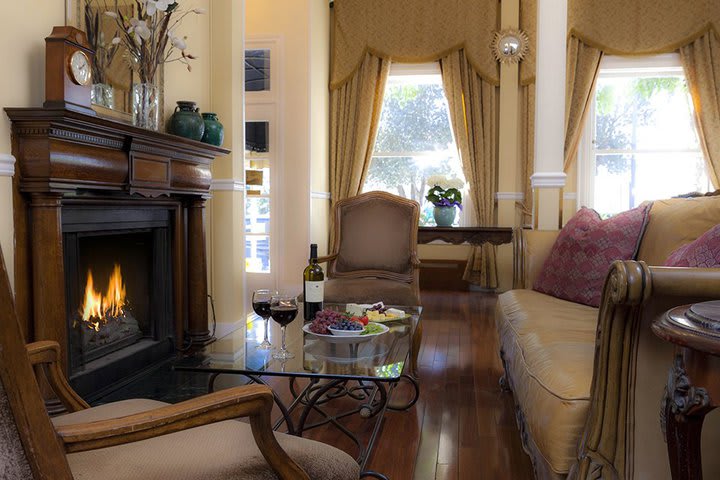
[167,101,205,141]
[201,113,224,146]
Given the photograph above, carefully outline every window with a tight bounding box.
[362,63,466,226]
[579,54,711,217]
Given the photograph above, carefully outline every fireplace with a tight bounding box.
[63,205,174,397]
[6,107,229,400]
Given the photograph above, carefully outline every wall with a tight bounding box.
[246,0,329,293]
[0,2,66,290]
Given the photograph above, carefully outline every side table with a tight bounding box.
[651,300,720,480]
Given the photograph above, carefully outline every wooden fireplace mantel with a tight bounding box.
[6,107,230,369]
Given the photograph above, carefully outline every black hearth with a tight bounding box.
[63,204,174,398]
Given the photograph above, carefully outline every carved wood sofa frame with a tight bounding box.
[510,226,720,479]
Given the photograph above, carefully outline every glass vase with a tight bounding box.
[91,83,114,110]
[132,83,160,131]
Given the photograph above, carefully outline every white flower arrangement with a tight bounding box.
[425,175,464,209]
[426,175,465,191]
[104,0,204,84]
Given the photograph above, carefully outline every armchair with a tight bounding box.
[0,245,360,479]
[320,191,421,306]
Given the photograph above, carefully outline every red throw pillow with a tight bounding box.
[532,204,651,307]
[664,224,720,267]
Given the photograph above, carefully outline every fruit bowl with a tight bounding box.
[328,325,364,336]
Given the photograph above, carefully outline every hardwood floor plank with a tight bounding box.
[96,290,535,480]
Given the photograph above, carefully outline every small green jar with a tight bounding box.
[167,101,205,141]
[201,112,224,146]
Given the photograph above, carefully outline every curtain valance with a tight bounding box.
[569,0,720,56]
[331,0,500,89]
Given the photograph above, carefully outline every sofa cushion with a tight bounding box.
[53,399,360,480]
[496,289,598,475]
[638,195,720,266]
[664,224,720,267]
[533,204,651,307]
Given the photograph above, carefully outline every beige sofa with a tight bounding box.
[496,195,720,480]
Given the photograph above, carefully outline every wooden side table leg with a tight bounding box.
[662,353,713,480]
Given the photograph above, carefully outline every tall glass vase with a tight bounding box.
[132,83,160,131]
[91,83,114,109]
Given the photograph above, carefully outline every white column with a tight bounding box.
[531,0,567,230]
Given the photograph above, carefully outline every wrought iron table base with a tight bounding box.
[206,373,419,478]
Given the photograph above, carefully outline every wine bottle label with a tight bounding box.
[304,281,324,303]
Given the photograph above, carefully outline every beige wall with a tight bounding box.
[0,2,66,290]
[246,0,329,293]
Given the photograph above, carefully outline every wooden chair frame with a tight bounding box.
[0,246,310,480]
[321,191,421,300]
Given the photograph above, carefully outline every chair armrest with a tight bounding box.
[55,384,309,480]
[574,261,720,478]
[316,253,338,264]
[512,228,559,289]
[26,340,90,412]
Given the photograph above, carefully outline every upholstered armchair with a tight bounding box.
[0,245,359,479]
[320,191,421,306]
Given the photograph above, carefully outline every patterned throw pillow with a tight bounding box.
[532,204,652,307]
[664,224,720,267]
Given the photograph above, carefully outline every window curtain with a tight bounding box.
[440,50,498,288]
[680,31,720,188]
[519,83,535,227]
[329,52,390,208]
[563,36,603,171]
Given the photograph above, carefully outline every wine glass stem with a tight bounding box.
[281,325,287,352]
[263,318,270,343]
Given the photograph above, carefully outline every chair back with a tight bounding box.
[329,191,419,283]
[0,245,74,479]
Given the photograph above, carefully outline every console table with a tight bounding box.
[652,301,720,480]
[417,226,513,245]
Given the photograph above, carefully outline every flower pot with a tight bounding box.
[167,101,205,141]
[201,112,224,146]
[433,206,457,226]
[132,83,160,131]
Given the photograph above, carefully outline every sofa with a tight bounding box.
[496,195,720,480]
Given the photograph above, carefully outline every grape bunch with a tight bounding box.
[309,309,348,334]
[329,319,363,331]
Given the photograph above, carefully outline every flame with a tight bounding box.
[80,264,127,331]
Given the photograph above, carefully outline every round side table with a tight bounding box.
[652,300,720,480]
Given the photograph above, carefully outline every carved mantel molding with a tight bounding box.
[6,107,230,363]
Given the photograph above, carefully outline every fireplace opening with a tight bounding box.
[63,205,175,399]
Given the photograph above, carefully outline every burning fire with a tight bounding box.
[80,264,127,331]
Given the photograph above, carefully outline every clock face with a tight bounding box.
[69,50,92,86]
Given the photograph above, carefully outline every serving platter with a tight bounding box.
[302,322,389,344]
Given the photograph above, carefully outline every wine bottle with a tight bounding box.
[303,243,324,321]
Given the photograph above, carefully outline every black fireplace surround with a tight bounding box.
[62,203,174,398]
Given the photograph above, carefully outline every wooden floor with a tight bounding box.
[265,290,534,479]
[98,290,535,479]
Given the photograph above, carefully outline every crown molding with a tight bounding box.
[211,179,245,191]
[531,172,567,188]
[0,154,16,177]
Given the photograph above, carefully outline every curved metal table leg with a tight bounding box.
[387,374,420,411]
[360,472,390,480]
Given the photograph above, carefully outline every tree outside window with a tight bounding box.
[363,72,466,226]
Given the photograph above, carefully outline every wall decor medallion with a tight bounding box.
[491,28,529,64]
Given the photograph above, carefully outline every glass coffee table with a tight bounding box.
[174,303,422,479]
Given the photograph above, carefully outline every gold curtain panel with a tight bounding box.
[331,0,500,89]
[568,0,720,55]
